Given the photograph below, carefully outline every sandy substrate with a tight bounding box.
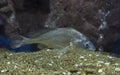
[0,46,120,75]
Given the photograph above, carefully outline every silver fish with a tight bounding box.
[11,28,96,50]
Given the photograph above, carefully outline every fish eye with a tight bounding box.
[85,43,89,48]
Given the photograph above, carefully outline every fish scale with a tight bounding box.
[11,28,96,50]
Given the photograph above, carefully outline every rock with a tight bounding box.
[103,0,120,51]
[0,0,120,52]
[46,0,120,52]
[0,0,50,38]
[13,0,50,35]
[0,15,6,36]
[46,0,100,50]
[0,0,20,39]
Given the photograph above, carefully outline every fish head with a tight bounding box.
[83,40,96,51]
[70,38,96,51]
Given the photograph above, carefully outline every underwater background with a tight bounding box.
[0,0,120,74]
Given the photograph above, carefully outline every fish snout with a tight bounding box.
[84,41,96,51]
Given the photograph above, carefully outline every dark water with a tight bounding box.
[0,36,39,52]
[110,39,120,56]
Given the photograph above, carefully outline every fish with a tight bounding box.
[10,28,96,50]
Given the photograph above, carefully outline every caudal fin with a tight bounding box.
[10,35,29,48]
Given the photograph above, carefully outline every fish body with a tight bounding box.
[11,28,96,50]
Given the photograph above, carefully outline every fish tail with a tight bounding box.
[10,35,29,48]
